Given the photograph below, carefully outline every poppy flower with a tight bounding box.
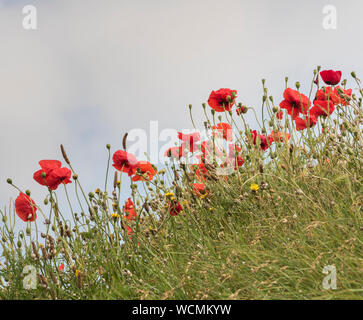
[236,105,247,115]
[124,198,136,221]
[310,100,335,118]
[112,150,138,176]
[131,161,157,182]
[228,144,244,168]
[295,114,317,131]
[192,183,209,198]
[33,160,72,190]
[164,146,184,159]
[58,264,64,272]
[208,88,237,112]
[335,86,352,106]
[190,162,211,181]
[212,123,233,141]
[15,192,37,222]
[178,132,200,153]
[169,201,182,216]
[276,111,283,120]
[315,87,341,105]
[320,70,342,85]
[200,141,223,164]
[250,130,273,151]
[268,130,291,143]
[279,88,311,119]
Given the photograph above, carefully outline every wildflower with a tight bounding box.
[15,192,37,222]
[320,69,342,85]
[310,100,335,118]
[269,130,291,143]
[112,150,138,176]
[212,123,233,141]
[294,114,317,131]
[250,183,259,192]
[111,213,121,219]
[75,270,81,277]
[236,105,247,115]
[33,160,72,190]
[192,183,209,198]
[58,264,64,272]
[178,132,200,153]
[165,192,174,198]
[164,146,184,159]
[208,88,237,112]
[250,130,273,151]
[131,161,157,182]
[228,144,244,168]
[190,162,211,181]
[169,201,182,216]
[276,111,283,120]
[124,198,136,221]
[279,88,311,119]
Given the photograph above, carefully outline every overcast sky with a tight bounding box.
[0,0,362,213]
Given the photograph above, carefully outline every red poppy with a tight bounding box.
[208,88,237,112]
[164,146,184,159]
[310,100,335,118]
[295,114,317,131]
[192,183,209,198]
[212,123,233,141]
[178,132,200,153]
[315,87,341,105]
[335,86,352,106]
[169,201,182,216]
[250,130,273,151]
[15,192,37,222]
[279,88,311,119]
[190,162,210,181]
[268,130,291,143]
[58,264,64,272]
[33,160,72,190]
[124,198,136,221]
[236,105,247,115]
[276,111,283,120]
[131,161,157,182]
[112,150,138,176]
[228,144,244,168]
[320,70,342,85]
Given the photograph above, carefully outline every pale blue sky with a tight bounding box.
[0,0,362,215]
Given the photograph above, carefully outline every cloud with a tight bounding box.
[0,0,362,210]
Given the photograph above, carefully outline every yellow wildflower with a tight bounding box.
[111,213,120,219]
[75,269,81,277]
[250,183,259,192]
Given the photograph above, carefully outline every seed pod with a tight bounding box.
[122,132,128,150]
[60,144,71,165]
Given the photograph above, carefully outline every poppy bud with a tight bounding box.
[25,190,31,196]
[44,198,48,205]
[26,227,31,236]
[211,109,215,115]
[189,104,192,110]
[262,79,266,86]
[272,106,278,113]
[6,178,12,184]
[317,66,321,71]
[351,71,356,79]
[73,174,78,180]
[106,144,111,150]
[269,96,274,103]
[202,103,206,109]
[295,82,300,89]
